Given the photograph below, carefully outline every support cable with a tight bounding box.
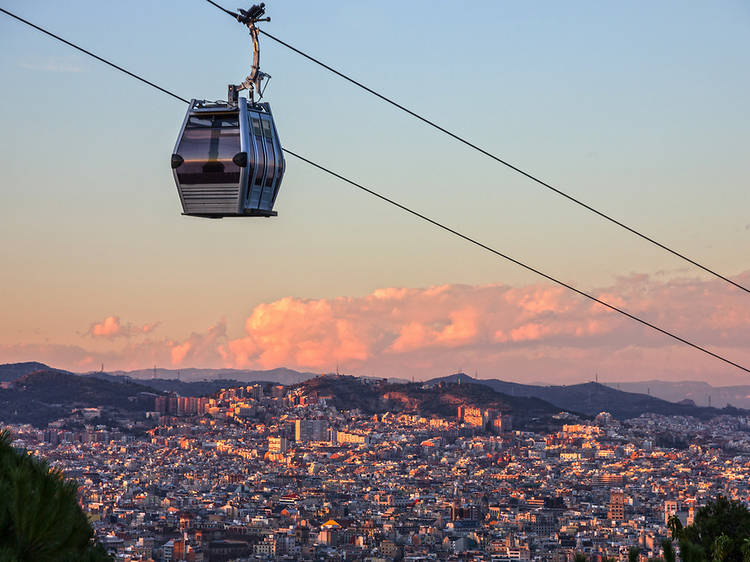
[284,148,749,375]
[0,7,189,104]
[202,0,749,295]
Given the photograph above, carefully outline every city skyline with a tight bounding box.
[4,371,749,560]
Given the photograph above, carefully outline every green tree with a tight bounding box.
[629,546,641,562]
[680,496,750,562]
[740,537,750,562]
[662,539,676,562]
[677,538,706,562]
[741,538,750,562]
[668,515,683,540]
[714,534,733,562]
[574,553,587,562]
[0,430,111,561]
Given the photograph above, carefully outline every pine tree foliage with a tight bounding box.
[676,496,750,562]
[0,430,111,562]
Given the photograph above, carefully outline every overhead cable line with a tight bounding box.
[1,7,748,375]
[203,0,749,296]
[0,8,189,104]
[284,149,749,375]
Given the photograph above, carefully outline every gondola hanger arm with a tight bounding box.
[228,3,271,106]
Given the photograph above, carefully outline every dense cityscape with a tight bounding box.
[3,1,749,561]
[4,374,750,561]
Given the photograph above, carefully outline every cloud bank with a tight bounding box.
[86,316,160,339]
[3,271,749,384]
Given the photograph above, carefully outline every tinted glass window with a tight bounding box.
[246,115,262,207]
[262,119,276,190]
[252,118,265,187]
[187,115,239,128]
[262,119,273,138]
[176,113,241,185]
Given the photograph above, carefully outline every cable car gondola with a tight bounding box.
[171,3,284,218]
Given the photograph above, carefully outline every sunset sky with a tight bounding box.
[1,1,748,384]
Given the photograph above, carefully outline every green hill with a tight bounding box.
[0,370,158,427]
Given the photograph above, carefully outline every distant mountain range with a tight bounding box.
[107,366,321,385]
[605,380,750,410]
[86,374,264,398]
[429,373,746,420]
[0,362,322,393]
[1,362,748,423]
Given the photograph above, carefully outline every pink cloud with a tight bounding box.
[168,322,227,367]
[4,271,750,384]
[507,286,570,316]
[371,287,409,301]
[493,329,509,343]
[391,322,431,353]
[224,298,371,369]
[87,316,160,339]
[89,316,122,338]
[217,273,749,379]
[510,323,547,342]
[435,308,479,346]
[389,309,478,352]
[170,342,191,365]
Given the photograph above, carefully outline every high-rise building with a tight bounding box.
[155,396,167,415]
[198,397,210,415]
[458,406,510,433]
[268,436,289,453]
[608,489,625,521]
[664,500,678,524]
[295,419,328,442]
[331,430,370,445]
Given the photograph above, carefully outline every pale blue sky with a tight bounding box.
[1,1,748,376]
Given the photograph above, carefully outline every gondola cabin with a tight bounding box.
[171,98,284,218]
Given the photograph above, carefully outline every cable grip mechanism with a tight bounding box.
[228,2,271,107]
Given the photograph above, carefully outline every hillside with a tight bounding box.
[606,380,750,410]
[109,366,319,385]
[0,370,159,427]
[115,377,268,397]
[2,362,745,423]
[0,362,70,382]
[84,372,246,396]
[430,373,745,420]
[295,375,565,427]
